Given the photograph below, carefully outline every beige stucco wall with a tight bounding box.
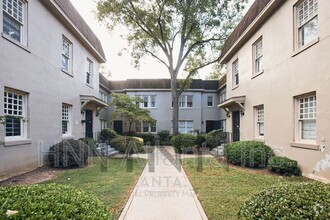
[224,0,330,180]
[0,0,103,180]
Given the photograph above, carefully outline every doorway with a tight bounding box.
[85,110,93,138]
[232,111,240,142]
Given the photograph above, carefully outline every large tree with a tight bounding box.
[97,0,246,134]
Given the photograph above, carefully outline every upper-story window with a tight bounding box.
[86,59,93,86]
[135,122,156,133]
[232,59,239,88]
[297,0,318,47]
[137,95,156,108]
[219,91,226,103]
[253,38,263,75]
[296,93,316,141]
[62,36,72,73]
[207,96,214,107]
[179,95,193,108]
[99,91,108,103]
[2,0,27,44]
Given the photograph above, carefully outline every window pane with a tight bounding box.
[301,119,316,140]
[207,96,213,106]
[150,96,156,107]
[258,122,264,136]
[301,17,318,46]
[62,55,69,71]
[3,12,21,42]
[187,96,193,107]
[5,117,21,137]
[143,122,149,132]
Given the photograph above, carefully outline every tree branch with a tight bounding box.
[145,49,170,69]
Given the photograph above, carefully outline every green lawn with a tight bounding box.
[45,157,147,220]
[181,158,309,220]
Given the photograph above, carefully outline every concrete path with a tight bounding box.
[119,147,208,220]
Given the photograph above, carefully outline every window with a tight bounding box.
[207,96,214,107]
[178,95,193,108]
[86,59,93,85]
[99,91,108,103]
[255,105,264,137]
[297,94,316,141]
[137,95,156,108]
[62,104,71,136]
[220,120,226,131]
[253,38,263,74]
[297,0,318,47]
[4,89,27,139]
[62,36,72,73]
[232,59,239,87]
[135,122,156,133]
[100,120,107,130]
[219,91,226,103]
[179,121,193,134]
[2,0,26,44]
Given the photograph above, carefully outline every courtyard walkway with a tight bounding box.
[119,147,208,220]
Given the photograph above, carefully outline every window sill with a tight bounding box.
[2,33,30,53]
[86,83,93,89]
[254,136,265,142]
[62,135,74,140]
[206,106,214,108]
[251,71,264,79]
[61,69,73,77]
[5,139,32,147]
[290,142,319,151]
[232,85,239,91]
[292,37,319,57]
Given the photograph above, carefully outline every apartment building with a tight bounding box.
[0,0,106,179]
[101,79,225,135]
[219,0,330,180]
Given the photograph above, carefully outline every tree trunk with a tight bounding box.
[171,79,179,135]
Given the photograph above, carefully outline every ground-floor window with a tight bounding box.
[255,105,264,137]
[179,121,193,134]
[220,120,226,131]
[296,93,316,141]
[135,122,156,133]
[62,104,72,136]
[100,120,107,130]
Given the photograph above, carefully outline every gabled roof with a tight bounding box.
[43,0,106,62]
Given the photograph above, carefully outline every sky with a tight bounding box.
[70,0,253,81]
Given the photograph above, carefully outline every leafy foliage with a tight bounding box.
[171,134,196,153]
[79,137,99,148]
[99,128,119,143]
[110,136,144,154]
[0,184,111,219]
[206,129,228,148]
[225,141,274,168]
[158,130,170,141]
[268,156,302,176]
[48,139,89,168]
[110,93,155,135]
[195,134,207,148]
[238,182,330,219]
[135,133,156,145]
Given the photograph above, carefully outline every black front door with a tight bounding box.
[114,120,123,135]
[232,111,240,142]
[85,110,93,138]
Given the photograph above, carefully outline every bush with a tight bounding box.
[79,137,98,149]
[225,141,274,168]
[158,130,170,141]
[110,136,144,154]
[195,134,207,148]
[48,139,89,168]
[171,134,197,153]
[238,182,330,219]
[0,184,111,219]
[206,129,228,148]
[268,156,302,176]
[135,134,156,145]
[99,129,118,143]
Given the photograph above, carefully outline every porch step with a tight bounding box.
[95,144,119,157]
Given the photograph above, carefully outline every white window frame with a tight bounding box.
[219,91,226,103]
[4,88,27,141]
[99,91,108,103]
[178,95,193,108]
[232,59,239,88]
[86,58,93,86]
[220,120,226,132]
[100,119,107,130]
[61,36,72,74]
[135,121,156,133]
[295,93,316,142]
[295,0,318,48]
[178,120,193,134]
[206,95,214,107]
[254,105,264,138]
[253,37,263,75]
[2,0,28,45]
[62,104,72,137]
[137,95,157,108]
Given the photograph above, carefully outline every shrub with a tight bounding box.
[225,141,274,168]
[135,134,156,145]
[99,129,118,143]
[110,136,144,154]
[171,134,197,153]
[206,129,228,148]
[48,139,89,168]
[195,134,207,148]
[0,184,111,219]
[268,156,302,176]
[79,137,98,149]
[238,182,330,219]
[158,130,170,141]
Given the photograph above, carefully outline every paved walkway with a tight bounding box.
[119,147,208,220]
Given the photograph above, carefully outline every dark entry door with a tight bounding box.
[206,120,221,133]
[85,110,93,138]
[114,120,123,135]
[232,111,240,142]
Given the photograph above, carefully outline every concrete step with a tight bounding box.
[95,144,119,156]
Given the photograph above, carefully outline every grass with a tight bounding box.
[181,157,309,220]
[45,157,147,220]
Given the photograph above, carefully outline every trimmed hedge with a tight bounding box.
[238,182,330,219]
[195,134,207,148]
[158,130,170,141]
[110,136,144,154]
[268,156,302,176]
[0,184,111,219]
[225,141,274,168]
[135,134,156,145]
[99,129,118,143]
[171,134,197,153]
[206,129,227,148]
[48,139,89,168]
